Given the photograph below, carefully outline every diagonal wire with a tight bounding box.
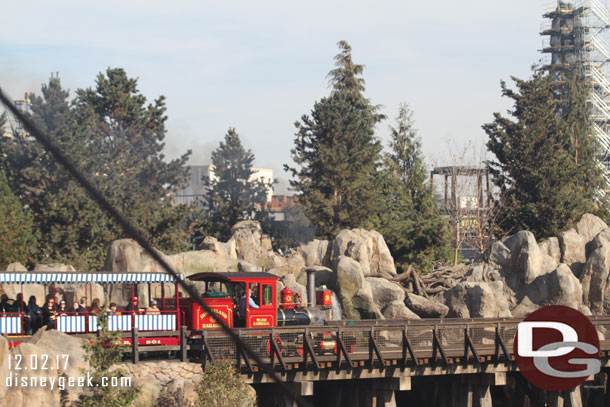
[0,87,307,407]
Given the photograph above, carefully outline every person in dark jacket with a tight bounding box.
[25,296,42,334]
[42,297,56,330]
[14,294,27,314]
[125,297,141,313]
[0,294,12,313]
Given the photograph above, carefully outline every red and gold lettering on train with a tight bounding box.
[249,315,273,327]
[197,304,232,328]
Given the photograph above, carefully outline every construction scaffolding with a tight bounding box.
[541,0,610,190]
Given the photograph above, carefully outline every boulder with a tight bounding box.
[443,282,512,318]
[201,236,237,259]
[331,229,396,277]
[559,228,587,276]
[267,265,301,279]
[335,256,381,320]
[103,239,175,273]
[0,335,8,400]
[5,263,27,272]
[405,293,449,318]
[539,237,561,266]
[32,263,76,272]
[381,300,420,320]
[575,213,608,242]
[487,241,511,269]
[4,330,89,406]
[512,264,584,316]
[168,250,255,275]
[581,242,610,314]
[299,240,331,268]
[502,231,556,284]
[296,266,336,291]
[228,220,273,264]
[366,277,405,311]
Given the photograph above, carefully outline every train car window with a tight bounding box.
[262,284,272,306]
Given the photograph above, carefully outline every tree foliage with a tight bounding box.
[0,71,192,269]
[483,68,606,238]
[0,170,37,268]
[77,310,138,407]
[194,360,256,407]
[285,41,385,239]
[199,128,274,241]
[376,104,450,272]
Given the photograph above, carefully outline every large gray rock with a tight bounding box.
[512,264,584,316]
[331,229,396,277]
[299,239,331,267]
[366,277,405,311]
[103,239,175,273]
[575,213,608,242]
[201,236,237,258]
[539,237,561,266]
[559,228,587,276]
[5,262,27,272]
[382,300,420,320]
[4,330,89,406]
[0,335,8,400]
[405,293,449,318]
[32,263,76,272]
[443,282,512,318]
[502,231,556,285]
[169,250,254,275]
[487,241,511,269]
[581,241,610,314]
[229,220,273,264]
[335,256,381,320]
[296,266,336,291]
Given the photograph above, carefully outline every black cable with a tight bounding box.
[0,87,307,407]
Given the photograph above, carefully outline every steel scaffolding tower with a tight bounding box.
[541,0,610,190]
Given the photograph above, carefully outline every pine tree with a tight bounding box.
[0,70,192,269]
[483,68,605,238]
[201,128,274,240]
[377,104,450,272]
[0,170,37,268]
[285,41,385,239]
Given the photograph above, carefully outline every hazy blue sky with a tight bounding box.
[2,1,546,192]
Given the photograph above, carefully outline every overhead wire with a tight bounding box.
[0,87,307,407]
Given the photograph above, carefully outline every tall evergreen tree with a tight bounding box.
[285,41,385,239]
[202,128,274,241]
[483,68,605,238]
[0,70,192,269]
[377,104,450,272]
[0,170,37,268]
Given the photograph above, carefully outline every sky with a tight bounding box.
[1,0,546,193]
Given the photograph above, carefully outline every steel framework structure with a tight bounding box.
[541,0,610,190]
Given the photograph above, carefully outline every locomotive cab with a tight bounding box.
[184,272,279,329]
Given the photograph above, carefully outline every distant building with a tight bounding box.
[266,195,298,221]
[175,165,274,205]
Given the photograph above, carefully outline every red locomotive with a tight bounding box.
[0,270,338,355]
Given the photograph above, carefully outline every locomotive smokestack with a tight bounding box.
[306,268,316,307]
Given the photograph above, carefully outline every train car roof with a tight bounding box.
[188,272,279,282]
[0,272,184,284]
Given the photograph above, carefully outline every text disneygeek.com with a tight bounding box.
[5,353,132,390]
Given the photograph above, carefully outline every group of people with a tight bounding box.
[0,294,164,334]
